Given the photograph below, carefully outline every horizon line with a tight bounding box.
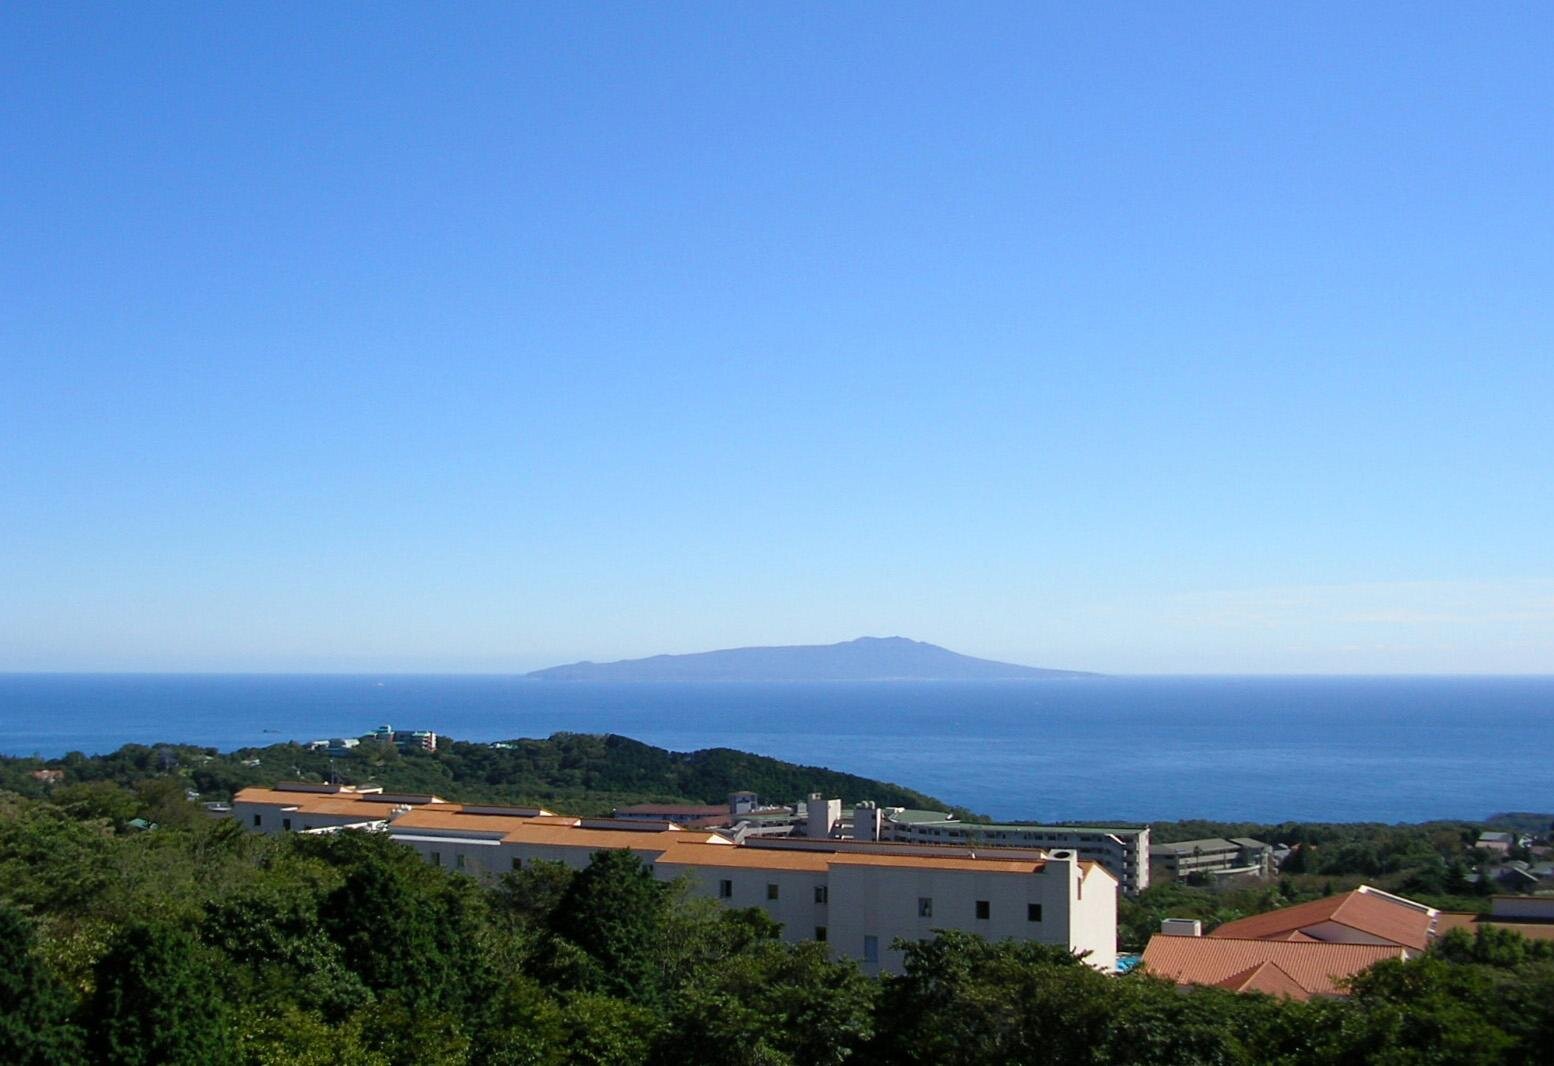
[4,670,1553,680]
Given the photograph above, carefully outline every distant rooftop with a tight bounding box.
[1209,886,1436,953]
[884,809,1146,835]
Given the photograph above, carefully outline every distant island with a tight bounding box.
[526,635,1096,682]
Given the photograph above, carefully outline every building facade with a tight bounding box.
[232,783,1118,974]
[1150,837,1271,881]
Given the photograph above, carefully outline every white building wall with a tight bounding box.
[1066,861,1119,971]
[230,802,383,835]
[385,831,644,878]
[490,838,672,875]
[393,834,505,877]
[655,864,830,944]
[825,855,1110,976]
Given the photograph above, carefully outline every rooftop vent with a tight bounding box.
[1160,918,1202,937]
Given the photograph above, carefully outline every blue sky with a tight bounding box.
[3,5,1551,673]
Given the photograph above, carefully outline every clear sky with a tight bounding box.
[3,5,1551,674]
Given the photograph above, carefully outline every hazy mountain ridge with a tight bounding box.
[527,636,1095,682]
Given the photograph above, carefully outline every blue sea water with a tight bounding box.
[1,674,1551,824]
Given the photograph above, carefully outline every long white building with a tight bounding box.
[232,783,1117,974]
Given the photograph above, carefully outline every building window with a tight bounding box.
[767,883,779,901]
[252,814,262,827]
[918,897,933,918]
[815,926,827,942]
[430,851,441,866]
[282,818,291,832]
[511,857,522,871]
[455,854,466,870]
[719,879,733,899]
[1028,903,1042,922]
[975,900,990,920]
[863,935,878,963]
[815,885,828,904]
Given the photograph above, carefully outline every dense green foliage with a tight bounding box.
[0,732,962,816]
[87,922,237,1065]
[4,783,1554,1064]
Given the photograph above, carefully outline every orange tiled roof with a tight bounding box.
[235,788,574,824]
[657,843,1060,875]
[235,786,357,806]
[233,788,403,818]
[233,786,447,810]
[492,824,728,851]
[1213,960,1309,998]
[1141,936,1405,999]
[388,808,560,835]
[1208,888,1434,951]
[828,852,1046,874]
[657,843,832,872]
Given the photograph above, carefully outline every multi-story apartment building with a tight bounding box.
[1150,836,1271,881]
[855,804,1149,895]
[232,783,1118,974]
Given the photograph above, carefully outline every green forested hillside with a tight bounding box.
[0,732,966,818]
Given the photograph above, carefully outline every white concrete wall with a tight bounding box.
[825,858,1102,976]
[1066,862,1118,971]
[655,864,830,944]
[394,834,505,876]
[491,838,670,875]
[230,802,379,835]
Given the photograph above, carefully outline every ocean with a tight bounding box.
[1,674,1550,825]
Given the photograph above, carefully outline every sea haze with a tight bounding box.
[1,675,1550,824]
